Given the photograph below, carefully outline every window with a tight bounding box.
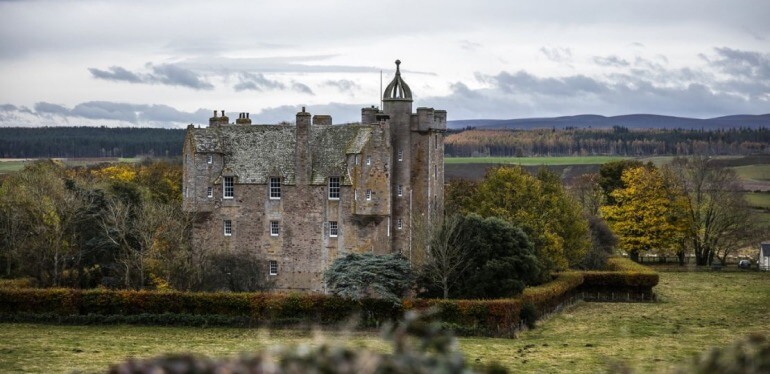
[397,185,403,197]
[223,176,234,198]
[269,260,278,275]
[269,177,281,199]
[270,221,280,236]
[366,156,371,165]
[365,189,372,200]
[207,186,213,198]
[434,165,438,179]
[435,134,438,149]
[328,177,340,199]
[329,221,338,237]
[207,154,213,164]
[397,218,403,230]
[223,220,232,236]
[397,150,403,161]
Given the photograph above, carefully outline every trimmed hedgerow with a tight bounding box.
[0,259,658,337]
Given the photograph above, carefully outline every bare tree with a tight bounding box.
[667,156,757,266]
[420,215,469,299]
[568,173,604,216]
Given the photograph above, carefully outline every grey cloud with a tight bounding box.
[291,82,314,95]
[71,101,139,122]
[324,79,360,92]
[460,40,482,51]
[710,47,770,79]
[0,103,17,111]
[34,102,70,115]
[88,63,214,90]
[252,103,369,124]
[148,63,214,90]
[593,55,630,67]
[483,71,608,96]
[233,72,285,92]
[88,66,143,83]
[540,47,572,63]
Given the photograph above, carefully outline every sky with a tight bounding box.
[0,0,768,128]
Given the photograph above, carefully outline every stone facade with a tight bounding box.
[182,61,446,292]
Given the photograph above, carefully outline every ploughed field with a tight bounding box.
[1,271,769,373]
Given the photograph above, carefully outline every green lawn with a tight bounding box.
[1,272,768,373]
[745,192,770,209]
[0,160,28,173]
[444,156,631,166]
[733,164,770,182]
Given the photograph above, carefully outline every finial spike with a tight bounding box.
[395,59,401,73]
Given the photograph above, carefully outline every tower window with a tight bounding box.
[269,260,278,275]
[207,186,213,198]
[434,165,438,179]
[328,177,340,199]
[366,156,371,165]
[269,177,281,199]
[397,185,403,197]
[435,134,438,149]
[397,150,403,161]
[329,221,338,237]
[270,221,280,236]
[207,154,213,164]
[223,220,232,236]
[397,218,403,230]
[223,177,234,198]
[366,189,372,200]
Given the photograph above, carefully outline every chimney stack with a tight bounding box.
[295,108,312,185]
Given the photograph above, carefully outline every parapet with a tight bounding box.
[412,107,446,132]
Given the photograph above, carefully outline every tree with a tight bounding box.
[600,166,689,261]
[578,216,618,270]
[418,215,469,299]
[667,156,761,266]
[324,253,413,303]
[568,173,604,216]
[455,166,590,275]
[598,160,645,205]
[449,215,540,299]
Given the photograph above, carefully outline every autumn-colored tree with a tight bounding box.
[455,166,590,275]
[600,166,689,261]
[598,160,647,205]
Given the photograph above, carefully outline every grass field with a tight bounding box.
[1,271,768,373]
[733,164,770,182]
[0,157,144,174]
[745,192,770,209]
[444,156,631,165]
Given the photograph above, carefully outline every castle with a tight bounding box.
[182,60,446,292]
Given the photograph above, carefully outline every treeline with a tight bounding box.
[0,127,185,158]
[445,127,770,157]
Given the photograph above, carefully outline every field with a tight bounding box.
[444,156,631,165]
[0,158,143,174]
[1,271,768,373]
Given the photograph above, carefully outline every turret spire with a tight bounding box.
[383,59,412,101]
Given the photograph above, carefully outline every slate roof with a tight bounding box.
[761,243,770,258]
[189,124,374,185]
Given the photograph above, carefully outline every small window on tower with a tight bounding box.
[366,189,372,200]
[397,150,403,161]
[269,260,278,275]
[397,218,403,230]
[207,186,213,198]
[223,220,232,236]
[329,221,338,237]
[207,154,213,164]
[397,185,403,197]
[366,156,371,165]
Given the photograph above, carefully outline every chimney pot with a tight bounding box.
[221,110,225,117]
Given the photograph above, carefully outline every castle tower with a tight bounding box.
[382,60,446,258]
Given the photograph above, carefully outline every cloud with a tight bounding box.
[88,63,214,90]
[291,82,314,95]
[481,71,608,96]
[251,102,366,124]
[233,72,285,92]
[540,47,572,63]
[593,55,630,67]
[88,66,143,83]
[324,79,360,92]
[2,101,215,127]
[709,47,770,80]
[148,63,213,90]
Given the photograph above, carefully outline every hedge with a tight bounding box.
[0,258,658,337]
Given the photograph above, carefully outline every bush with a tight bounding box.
[325,253,413,303]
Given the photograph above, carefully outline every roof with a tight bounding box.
[762,243,770,257]
[188,124,375,185]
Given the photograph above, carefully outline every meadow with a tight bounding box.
[443,155,630,165]
[1,271,768,373]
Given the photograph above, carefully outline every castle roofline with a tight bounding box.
[383,59,412,101]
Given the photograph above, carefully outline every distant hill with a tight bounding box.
[447,114,770,130]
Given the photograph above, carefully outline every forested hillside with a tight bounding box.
[445,127,770,157]
[0,127,185,158]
